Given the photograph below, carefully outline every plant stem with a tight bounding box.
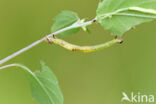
[0,39,44,66]
[0,19,95,65]
[0,63,33,74]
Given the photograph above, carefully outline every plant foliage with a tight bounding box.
[25,62,63,104]
[51,10,81,35]
[96,0,156,36]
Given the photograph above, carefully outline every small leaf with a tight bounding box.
[25,62,63,104]
[51,10,81,36]
[86,27,91,34]
[96,0,156,36]
[79,19,91,34]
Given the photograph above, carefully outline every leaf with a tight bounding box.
[79,19,91,34]
[51,10,81,36]
[96,0,156,36]
[86,27,91,34]
[25,62,63,104]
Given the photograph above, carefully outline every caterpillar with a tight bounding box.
[46,36,122,53]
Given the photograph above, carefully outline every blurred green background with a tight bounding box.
[0,0,156,104]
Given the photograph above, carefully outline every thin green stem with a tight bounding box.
[0,63,33,74]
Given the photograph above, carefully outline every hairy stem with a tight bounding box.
[0,19,95,65]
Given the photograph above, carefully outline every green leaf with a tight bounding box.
[25,62,63,104]
[51,10,81,36]
[86,27,91,34]
[79,19,91,34]
[96,0,156,36]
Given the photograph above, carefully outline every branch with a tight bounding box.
[0,19,95,65]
